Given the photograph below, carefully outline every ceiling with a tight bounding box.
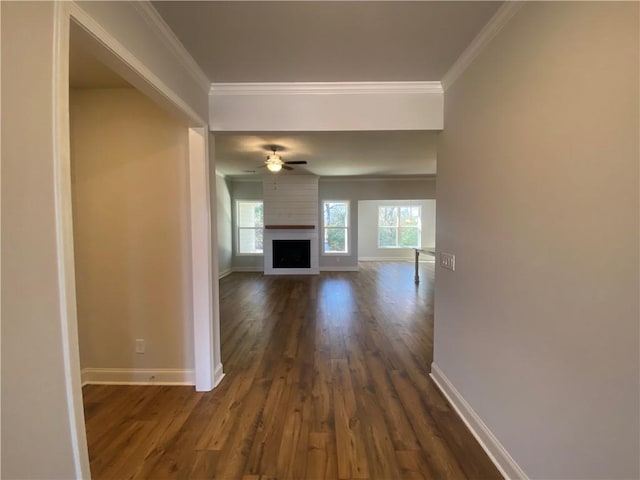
[214,131,438,177]
[152,1,502,83]
[70,2,503,178]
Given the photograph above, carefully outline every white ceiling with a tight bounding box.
[152,1,502,83]
[70,2,503,178]
[214,131,438,177]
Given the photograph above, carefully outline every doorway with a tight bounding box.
[58,14,222,477]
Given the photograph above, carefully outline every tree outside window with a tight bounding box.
[378,205,421,248]
[323,201,349,254]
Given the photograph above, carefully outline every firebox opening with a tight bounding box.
[273,240,311,269]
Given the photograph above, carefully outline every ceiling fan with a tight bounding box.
[261,148,307,173]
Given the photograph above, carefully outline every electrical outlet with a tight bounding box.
[135,339,145,354]
[440,252,456,271]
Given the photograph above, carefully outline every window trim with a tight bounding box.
[236,200,264,256]
[377,204,422,249]
[322,200,350,256]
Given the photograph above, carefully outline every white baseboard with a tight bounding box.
[430,363,528,480]
[81,368,195,386]
[213,362,225,388]
[319,266,360,272]
[218,268,232,279]
[359,256,412,261]
[358,257,435,263]
[232,266,263,273]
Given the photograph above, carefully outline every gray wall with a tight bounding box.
[225,176,436,271]
[319,177,436,269]
[230,179,264,270]
[215,174,233,276]
[358,199,435,260]
[434,3,639,478]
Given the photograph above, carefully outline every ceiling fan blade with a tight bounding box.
[282,165,294,171]
[284,161,307,165]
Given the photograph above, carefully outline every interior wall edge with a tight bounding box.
[430,363,529,480]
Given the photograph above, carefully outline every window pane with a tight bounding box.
[324,228,347,253]
[379,227,397,247]
[253,203,263,227]
[378,207,398,227]
[399,206,420,227]
[239,228,263,253]
[238,201,263,227]
[324,202,347,227]
[399,227,419,247]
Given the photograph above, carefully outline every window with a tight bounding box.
[378,205,421,248]
[323,201,349,254]
[237,201,263,254]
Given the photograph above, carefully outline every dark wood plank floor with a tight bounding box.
[83,261,502,479]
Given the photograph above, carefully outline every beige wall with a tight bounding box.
[71,88,193,371]
[75,2,209,123]
[1,3,211,476]
[1,3,81,478]
[434,3,639,478]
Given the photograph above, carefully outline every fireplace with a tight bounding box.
[273,240,311,269]
[263,229,319,275]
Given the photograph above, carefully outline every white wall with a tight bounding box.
[209,82,443,131]
[215,174,233,277]
[70,88,193,373]
[1,2,211,477]
[358,200,435,260]
[434,3,639,479]
[263,175,319,227]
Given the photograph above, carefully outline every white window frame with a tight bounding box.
[378,205,422,249]
[236,200,264,255]
[322,200,350,255]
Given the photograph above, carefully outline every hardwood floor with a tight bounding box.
[83,262,502,479]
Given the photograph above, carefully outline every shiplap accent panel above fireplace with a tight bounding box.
[263,175,319,228]
[263,175,319,274]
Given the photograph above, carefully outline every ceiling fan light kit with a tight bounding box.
[266,151,283,172]
[263,149,307,173]
[267,162,282,172]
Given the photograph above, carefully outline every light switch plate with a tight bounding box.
[440,252,455,271]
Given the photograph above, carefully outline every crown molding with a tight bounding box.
[441,1,524,91]
[210,81,443,96]
[68,2,206,125]
[228,174,436,182]
[131,1,211,93]
[319,174,436,183]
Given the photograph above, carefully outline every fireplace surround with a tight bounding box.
[263,228,319,275]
